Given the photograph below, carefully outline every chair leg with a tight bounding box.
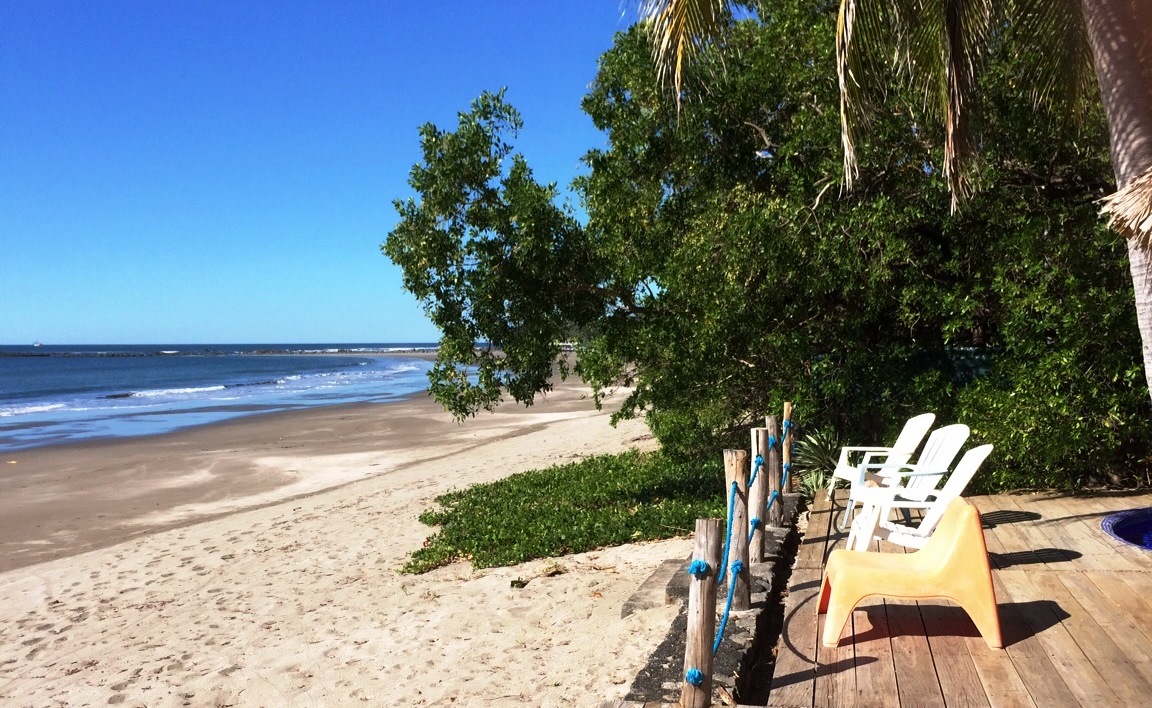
[958,581,1003,649]
[819,584,858,648]
[818,574,832,614]
[847,507,880,552]
[834,500,855,533]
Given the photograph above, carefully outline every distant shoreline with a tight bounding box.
[0,346,440,359]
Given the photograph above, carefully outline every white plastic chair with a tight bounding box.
[847,443,992,551]
[827,413,935,499]
[836,422,969,533]
[827,413,936,527]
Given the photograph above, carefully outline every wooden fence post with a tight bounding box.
[723,448,751,611]
[748,428,769,562]
[765,416,783,528]
[681,518,723,708]
[782,401,794,493]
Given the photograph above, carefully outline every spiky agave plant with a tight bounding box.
[792,428,843,502]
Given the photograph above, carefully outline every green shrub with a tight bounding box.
[403,450,725,573]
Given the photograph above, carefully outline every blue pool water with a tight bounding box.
[1101,507,1152,550]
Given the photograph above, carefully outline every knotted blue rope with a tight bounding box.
[781,462,791,491]
[686,559,710,579]
[747,454,764,489]
[685,667,705,686]
[716,481,738,585]
[747,516,762,544]
[713,559,746,654]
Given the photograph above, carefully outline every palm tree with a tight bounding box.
[639,0,1152,399]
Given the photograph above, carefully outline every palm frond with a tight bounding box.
[839,0,990,210]
[638,0,731,107]
[1007,0,1095,122]
[941,0,993,209]
[1101,167,1152,248]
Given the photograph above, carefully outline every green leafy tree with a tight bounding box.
[385,4,1150,487]
[384,91,610,417]
[640,0,1152,405]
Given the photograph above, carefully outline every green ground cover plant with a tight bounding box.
[403,450,724,573]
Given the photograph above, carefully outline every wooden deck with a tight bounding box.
[767,489,1152,707]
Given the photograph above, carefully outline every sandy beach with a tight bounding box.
[0,379,691,706]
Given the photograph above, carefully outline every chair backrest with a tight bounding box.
[888,412,936,458]
[921,497,989,565]
[915,444,993,534]
[902,423,970,496]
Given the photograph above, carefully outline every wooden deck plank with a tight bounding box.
[987,495,1080,568]
[962,633,1038,708]
[1031,496,1149,570]
[991,573,1081,708]
[1025,571,1152,705]
[768,565,822,708]
[814,610,856,707]
[885,599,946,708]
[849,601,899,708]
[978,495,1073,570]
[917,601,991,707]
[1105,570,1152,641]
[1055,571,1152,688]
[796,493,837,571]
[997,570,1120,706]
[764,490,1152,708]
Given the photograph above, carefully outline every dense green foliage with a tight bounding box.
[385,1,1152,491]
[402,450,724,573]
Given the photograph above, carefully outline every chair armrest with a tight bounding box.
[835,447,897,481]
[850,487,941,508]
[852,463,947,487]
[840,446,897,454]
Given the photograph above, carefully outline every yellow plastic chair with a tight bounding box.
[817,497,1002,649]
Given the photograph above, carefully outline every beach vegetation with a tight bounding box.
[385,1,1152,492]
[402,450,723,573]
[642,0,1152,412]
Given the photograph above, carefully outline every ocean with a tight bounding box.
[0,344,436,451]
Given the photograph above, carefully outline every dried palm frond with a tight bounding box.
[1101,167,1152,249]
[638,0,729,107]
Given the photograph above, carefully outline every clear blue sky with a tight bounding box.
[1,1,633,344]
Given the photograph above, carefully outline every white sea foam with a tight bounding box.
[0,403,67,418]
[131,386,226,398]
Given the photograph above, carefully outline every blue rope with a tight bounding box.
[782,462,791,491]
[686,559,710,579]
[716,481,738,585]
[747,516,762,544]
[747,454,764,489]
[765,489,779,512]
[683,557,714,687]
[713,559,745,654]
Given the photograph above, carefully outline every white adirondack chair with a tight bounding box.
[847,443,993,552]
[836,422,969,533]
[827,413,936,527]
[827,413,935,499]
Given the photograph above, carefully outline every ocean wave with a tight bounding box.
[107,385,227,399]
[0,403,67,418]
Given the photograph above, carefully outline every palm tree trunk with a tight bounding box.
[1080,0,1152,399]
